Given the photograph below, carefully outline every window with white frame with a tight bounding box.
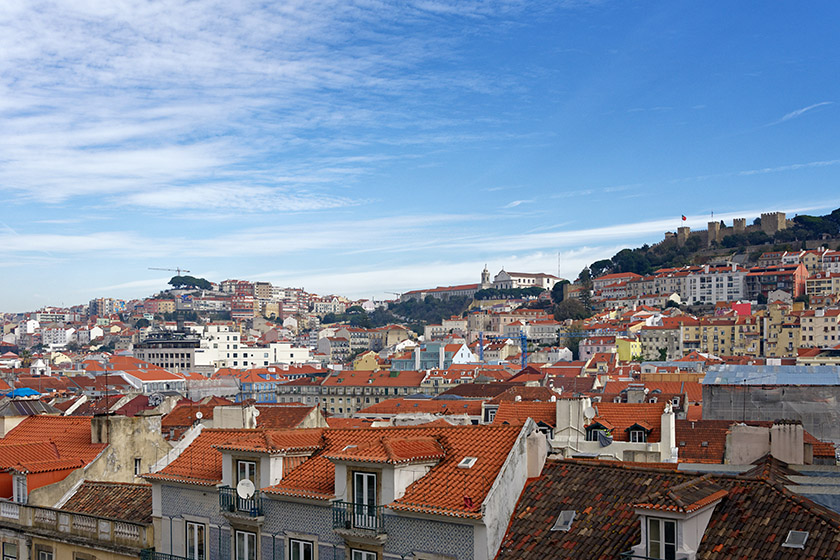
[629,429,648,443]
[350,550,376,560]
[12,475,26,504]
[289,539,313,560]
[235,530,257,560]
[2,543,16,560]
[186,522,206,560]
[647,517,676,560]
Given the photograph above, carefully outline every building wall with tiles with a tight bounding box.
[159,485,476,560]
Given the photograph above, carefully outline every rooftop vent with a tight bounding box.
[782,530,808,549]
[458,457,478,469]
[551,510,576,532]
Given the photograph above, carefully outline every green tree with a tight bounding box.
[554,299,591,321]
[551,280,569,304]
[577,267,593,313]
[590,259,612,277]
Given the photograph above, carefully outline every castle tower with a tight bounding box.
[677,226,690,246]
[761,212,787,236]
[733,218,746,234]
[707,221,721,246]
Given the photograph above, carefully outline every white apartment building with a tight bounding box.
[41,326,76,349]
[799,309,840,349]
[194,325,312,369]
[684,264,746,305]
[493,270,561,290]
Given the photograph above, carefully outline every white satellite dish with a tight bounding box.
[236,478,256,500]
[253,409,260,417]
[195,411,203,419]
[583,406,596,420]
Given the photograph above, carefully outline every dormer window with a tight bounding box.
[647,517,676,559]
[585,423,611,442]
[626,423,652,443]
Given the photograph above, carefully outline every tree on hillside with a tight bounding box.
[554,299,591,321]
[577,267,593,313]
[590,259,612,277]
[168,275,212,290]
[551,279,569,304]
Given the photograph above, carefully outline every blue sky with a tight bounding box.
[2,1,839,312]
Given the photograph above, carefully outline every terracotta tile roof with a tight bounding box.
[322,370,425,387]
[589,403,667,443]
[602,380,703,403]
[143,428,255,486]
[162,403,216,432]
[356,398,482,416]
[633,475,728,513]
[325,436,445,464]
[1,416,106,473]
[546,375,596,395]
[487,386,557,404]
[493,402,557,428]
[214,429,325,454]
[62,481,152,523]
[255,405,319,429]
[438,382,526,399]
[266,424,523,518]
[325,417,373,429]
[497,458,840,560]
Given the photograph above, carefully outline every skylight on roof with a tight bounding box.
[458,457,478,469]
[782,530,808,549]
[551,510,575,532]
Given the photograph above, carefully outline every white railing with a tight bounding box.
[0,499,150,548]
[115,521,140,540]
[34,508,57,525]
[73,514,97,534]
[0,502,20,520]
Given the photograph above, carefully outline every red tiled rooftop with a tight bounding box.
[493,402,557,428]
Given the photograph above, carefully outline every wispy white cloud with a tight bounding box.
[503,199,533,209]
[768,101,833,126]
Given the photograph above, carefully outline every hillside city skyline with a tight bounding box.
[2,2,840,310]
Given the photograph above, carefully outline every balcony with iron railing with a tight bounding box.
[332,501,387,536]
[219,486,263,517]
[0,499,152,550]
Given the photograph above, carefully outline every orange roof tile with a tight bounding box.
[326,436,445,465]
[589,402,667,442]
[356,398,482,416]
[267,424,524,518]
[492,402,557,428]
[1,416,106,474]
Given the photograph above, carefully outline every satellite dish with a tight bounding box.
[195,411,203,419]
[236,479,256,500]
[583,406,596,420]
[253,409,260,417]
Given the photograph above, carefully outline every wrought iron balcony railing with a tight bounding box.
[219,486,263,517]
[332,501,386,533]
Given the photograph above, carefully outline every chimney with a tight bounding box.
[91,414,112,444]
[660,404,677,462]
[770,420,804,465]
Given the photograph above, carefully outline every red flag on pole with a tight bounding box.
[681,215,687,221]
